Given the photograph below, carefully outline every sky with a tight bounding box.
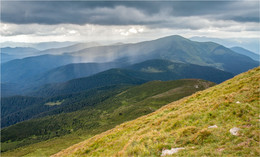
[1,0,259,52]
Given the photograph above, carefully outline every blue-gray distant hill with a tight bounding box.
[230,46,259,61]
[38,42,100,55]
[31,59,233,97]
[1,35,257,96]
[69,35,258,75]
[1,53,16,63]
[32,62,129,85]
[1,47,40,63]
[1,54,78,84]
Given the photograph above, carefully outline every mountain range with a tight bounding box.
[190,36,259,54]
[1,54,78,84]
[1,47,40,63]
[1,35,258,97]
[38,42,101,55]
[1,41,76,51]
[1,35,259,156]
[0,59,233,128]
[66,35,258,74]
[230,46,259,61]
[1,59,232,127]
[27,59,233,97]
[31,61,127,85]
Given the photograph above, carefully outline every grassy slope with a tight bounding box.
[52,67,259,157]
[1,79,214,156]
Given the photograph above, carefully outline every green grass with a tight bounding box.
[1,79,213,156]
[1,132,94,157]
[51,67,260,157]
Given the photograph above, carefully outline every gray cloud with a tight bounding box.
[1,1,259,27]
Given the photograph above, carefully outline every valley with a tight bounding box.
[1,35,259,157]
[1,1,260,156]
[2,79,214,156]
[2,35,257,97]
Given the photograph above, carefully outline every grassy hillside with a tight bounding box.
[1,79,214,156]
[52,67,259,157]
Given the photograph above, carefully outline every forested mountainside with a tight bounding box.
[1,79,214,156]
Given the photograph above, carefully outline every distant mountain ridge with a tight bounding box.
[1,53,16,63]
[1,35,258,97]
[1,47,39,56]
[1,54,79,84]
[0,41,77,50]
[39,42,101,55]
[30,68,146,97]
[32,61,129,85]
[30,59,233,97]
[190,36,259,54]
[230,46,259,61]
[1,47,40,63]
[125,59,234,83]
[68,35,258,74]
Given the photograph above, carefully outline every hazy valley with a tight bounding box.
[1,1,259,156]
[1,34,259,156]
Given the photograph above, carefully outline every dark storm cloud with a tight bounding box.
[1,1,259,26]
[2,1,159,25]
[231,16,259,23]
